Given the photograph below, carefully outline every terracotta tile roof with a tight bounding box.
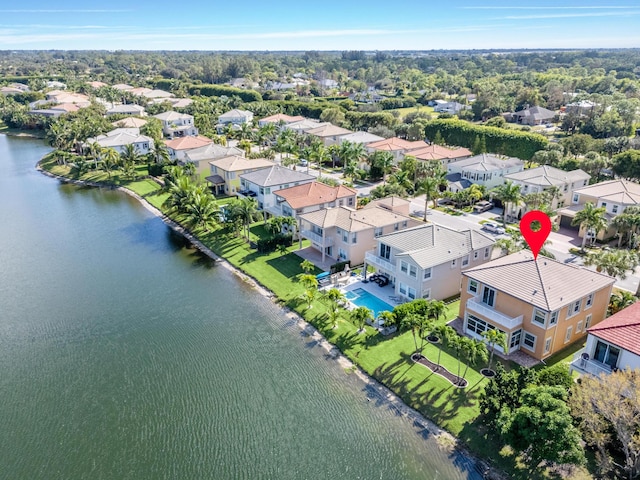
[406,144,472,160]
[588,302,640,356]
[111,117,147,128]
[165,135,212,151]
[259,113,305,124]
[275,182,356,209]
[300,205,413,232]
[52,103,80,112]
[367,137,425,151]
[463,251,615,311]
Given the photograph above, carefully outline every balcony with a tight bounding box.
[466,296,523,330]
[365,251,396,272]
[569,350,612,377]
[236,189,257,199]
[301,229,333,247]
[265,204,282,217]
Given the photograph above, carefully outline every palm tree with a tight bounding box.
[491,181,522,226]
[301,288,317,310]
[298,274,318,290]
[416,169,447,221]
[481,329,508,372]
[101,147,120,179]
[163,174,195,215]
[371,151,394,183]
[300,259,315,275]
[432,324,450,372]
[401,313,424,355]
[85,141,102,170]
[571,202,608,252]
[378,310,396,328]
[151,143,170,165]
[448,333,465,383]
[185,192,219,232]
[310,143,330,172]
[428,300,446,325]
[323,288,346,328]
[233,197,258,241]
[461,338,488,380]
[608,291,636,315]
[351,306,373,333]
[583,249,640,280]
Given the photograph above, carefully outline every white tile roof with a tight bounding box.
[505,165,590,186]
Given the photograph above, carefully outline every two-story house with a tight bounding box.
[338,131,385,146]
[185,143,245,176]
[459,251,615,361]
[406,144,472,168]
[105,104,146,117]
[206,155,274,196]
[570,301,640,377]
[282,119,328,134]
[447,154,524,192]
[153,111,198,139]
[238,166,315,214]
[165,135,213,165]
[558,179,640,241]
[217,109,253,126]
[304,124,354,146]
[364,224,495,301]
[366,137,426,164]
[506,165,591,218]
[84,130,154,156]
[298,197,419,265]
[271,182,357,221]
[257,113,305,127]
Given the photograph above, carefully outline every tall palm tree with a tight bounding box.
[608,291,636,315]
[428,300,446,324]
[432,324,450,371]
[401,313,424,355]
[301,288,317,310]
[583,249,640,280]
[481,329,508,372]
[323,288,346,328]
[461,338,488,380]
[371,151,394,183]
[300,259,315,274]
[101,147,120,179]
[448,332,465,383]
[121,143,142,165]
[185,192,219,232]
[233,197,258,241]
[416,171,446,222]
[310,143,330,172]
[85,141,102,170]
[571,202,608,252]
[298,274,318,291]
[351,306,374,333]
[491,180,522,226]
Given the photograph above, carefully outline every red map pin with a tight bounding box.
[520,210,552,260]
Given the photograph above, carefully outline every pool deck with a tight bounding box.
[341,279,401,312]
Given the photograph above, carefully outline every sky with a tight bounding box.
[0,0,639,50]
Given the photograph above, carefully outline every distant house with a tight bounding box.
[365,223,495,301]
[305,124,353,146]
[218,109,254,126]
[505,106,556,126]
[142,89,174,100]
[27,104,80,118]
[271,181,357,220]
[459,251,615,361]
[87,81,108,89]
[106,104,146,117]
[564,100,597,117]
[238,165,315,213]
[44,91,91,107]
[282,119,328,134]
[348,91,384,104]
[166,98,193,109]
[84,131,154,156]
[318,79,338,89]
[446,154,524,191]
[258,113,305,127]
[433,102,470,114]
[505,165,590,216]
[7,82,30,92]
[111,117,147,129]
[338,131,385,146]
[570,301,640,377]
[406,144,472,167]
[128,87,152,96]
[206,155,274,196]
[558,179,640,241]
[366,137,426,163]
[46,81,66,90]
[153,111,198,139]
[428,99,448,107]
[264,81,296,91]
[111,84,133,91]
[298,197,419,265]
[1,86,25,95]
[165,135,213,164]
[229,78,258,89]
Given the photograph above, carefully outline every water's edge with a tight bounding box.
[36,162,500,479]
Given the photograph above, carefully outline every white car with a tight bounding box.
[482,222,506,235]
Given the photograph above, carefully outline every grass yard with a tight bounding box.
[392,105,436,119]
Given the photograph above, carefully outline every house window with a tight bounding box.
[342,230,348,242]
[462,256,469,267]
[379,244,390,260]
[351,233,357,244]
[612,205,619,214]
[394,223,399,231]
[259,187,265,195]
[374,227,383,237]
[423,268,432,280]
[522,332,536,351]
[585,293,594,308]
[572,193,579,203]
[474,251,479,260]
[564,326,573,343]
[484,247,490,259]
[451,259,457,268]
[409,265,417,278]
[348,197,354,206]
[544,337,552,354]
[399,283,407,296]
[143,143,148,149]
[510,329,522,350]
[467,314,505,338]
[265,187,271,194]
[532,308,546,326]
[400,261,408,274]
[402,221,408,228]
[422,289,431,299]
[338,248,347,260]
[407,287,416,300]
[549,310,558,326]
[576,320,583,333]
[481,287,496,307]
[601,202,607,209]
[594,341,621,369]
[585,314,592,329]
[338,200,343,207]
[567,300,581,318]
[468,279,478,294]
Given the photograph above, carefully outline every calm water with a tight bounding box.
[0,135,481,480]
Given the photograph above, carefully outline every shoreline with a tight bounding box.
[36,162,498,479]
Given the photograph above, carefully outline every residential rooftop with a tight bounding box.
[240,165,314,187]
[209,155,274,172]
[300,205,412,232]
[588,302,640,356]
[407,144,472,161]
[165,135,212,150]
[505,165,590,187]
[367,137,425,151]
[275,182,356,209]
[448,153,523,172]
[185,143,243,162]
[573,179,640,205]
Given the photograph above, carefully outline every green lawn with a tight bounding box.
[392,105,436,119]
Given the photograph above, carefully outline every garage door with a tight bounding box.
[559,214,578,230]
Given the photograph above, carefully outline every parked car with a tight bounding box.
[473,201,493,213]
[482,222,505,235]
[299,159,308,167]
[437,197,453,206]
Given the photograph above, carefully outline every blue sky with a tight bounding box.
[0,0,639,50]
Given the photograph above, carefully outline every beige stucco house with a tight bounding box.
[206,155,274,196]
[364,223,495,301]
[271,182,357,220]
[459,251,615,361]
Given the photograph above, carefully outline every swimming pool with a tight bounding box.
[344,288,394,318]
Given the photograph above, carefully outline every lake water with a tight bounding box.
[0,135,481,480]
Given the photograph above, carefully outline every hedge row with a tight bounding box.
[187,84,262,103]
[424,119,548,160]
